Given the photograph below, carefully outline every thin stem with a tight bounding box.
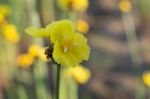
[69,11,78,22]
[122,13,142,67]
[56,64,61,99]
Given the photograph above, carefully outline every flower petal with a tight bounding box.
[52,42,64,64]
[53,42,76,67]
[25,26,50,37]
[50,20,74,43]
[72,33,90,60]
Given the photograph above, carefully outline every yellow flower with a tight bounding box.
[28,45,40,57]
[38,50,48,61]
[62,65,91,84]
[25,20,90,67]
[72,65,91,84]
[143,71,150,87]
[2,24,20,43]
[50,20,90,67]
[76,19,89,34]
[58,0,89,12]
[0,13,5,23]
[28,44,47,61]
[17,45,48,69]
[0,5,10,17]
[0,5,10,26]
[17,54,34,69]
[119,0,131,13]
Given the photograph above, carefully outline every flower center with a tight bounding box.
[62,39,72,53]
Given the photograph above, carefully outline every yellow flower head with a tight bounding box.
[76,19,89,34]
[28,44,47,61]
[17,53,34,69]
[0,5,10,26]
[0,5,10,17]
[143,71,150,87]
[25,20,90,67]
[119,0,131,13]
[50,20,90,67]
[0,13,5,23]
[38,50,48,61]
[58,0,89,12]
[72,65,91,84]
[2,24,20,43]
[62,65,91,84]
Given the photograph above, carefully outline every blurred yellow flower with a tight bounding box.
[58,0,89,12]
[62,65,91,84]
[143,71,150,87]
[0,5,10,17]
[28,45,40,57]
[76,19,89,34]
[119,0,131,13]
[17,54,34,69]
[0,13,5,23]
[2,24,20,43]
[17,45,48,69]
[50,20,90,67]
[38,50,48,61]
[72,65,91,84]
[28,45,47,61]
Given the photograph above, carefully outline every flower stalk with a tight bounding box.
[56,64,61,99]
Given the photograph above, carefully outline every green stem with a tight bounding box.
[122,13,142,67]
[56,64,61,99]
[69,11,77,22]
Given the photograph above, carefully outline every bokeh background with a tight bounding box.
[0,0,150,99]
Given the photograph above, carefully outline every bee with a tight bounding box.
[45,46,53,59]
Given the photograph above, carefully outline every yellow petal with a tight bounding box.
[57,0,89,12]
[143,71,150,87]
[53,44,74,67]
[50,20,74,43]
[28,45,42,57]
[0,13,5,23]
[119,0,131,13]
[76,19,89,34]
[72,65,91,84]
[61,65,91,84]
[25,26,50,37]
[2,24,20,43]
[71,0,89,11]
[72,33,90,60]
[53,42,77,67]
[28,44,48,61]
[53,42,65,64]
[17,53,34,69]
[57,0,69,11]
[0,5,10,17]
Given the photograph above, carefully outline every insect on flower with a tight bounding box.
[25,20,90,67]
